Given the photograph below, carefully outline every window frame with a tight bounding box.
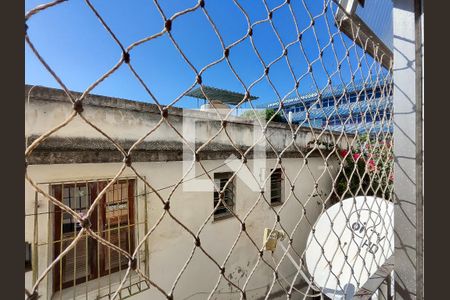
[213,172,235,221]
[270,168,284,206]
[25,242,32,272]
[51,179,136,291]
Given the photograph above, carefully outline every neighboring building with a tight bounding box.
[25,85,349,300]
[267,80,393,135]
[186,86,259,116]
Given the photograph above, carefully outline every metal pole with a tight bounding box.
[392,0,423,299]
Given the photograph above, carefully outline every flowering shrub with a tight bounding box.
[333,136,393,203]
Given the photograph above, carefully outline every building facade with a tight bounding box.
[267,80,393,135]
[25,86,349,300]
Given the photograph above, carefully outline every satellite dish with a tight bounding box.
[305,196,394,299]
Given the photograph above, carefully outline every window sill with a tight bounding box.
[212,213,234,222]
[270,201,283,207]
[52,269,149,299]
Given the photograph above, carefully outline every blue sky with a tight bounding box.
[25,0,392,109]
[356,0,393,50]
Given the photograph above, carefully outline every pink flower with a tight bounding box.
[388,172,394,182]
[339,149,348,158]
[353,153,361,160]
[367,159,377,172]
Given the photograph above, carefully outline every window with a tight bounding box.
[213,173,235,220]
[51,180,135,291]
[25,242,32,272]
[340,96,349,104]
[375,90,382,98]
[351,114,362,123]
[349,94,358,103]
[322,98,335,107]
[270,169,284,205]
[328,115,341,126]
[359,94,366,101]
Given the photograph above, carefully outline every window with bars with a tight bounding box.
[270,169,284,205]
[51,180,135,291]
[213,173,235,220]
[328,115,342,126]
[322,98,336,107]
[349,94,359,103]
[350,114,363,124]
[25,242,32,272]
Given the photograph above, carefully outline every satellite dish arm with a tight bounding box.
[277,241,320,292]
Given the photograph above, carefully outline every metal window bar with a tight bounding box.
[25,178,149,300]
[270,168,283,205]
[213,172,236,220]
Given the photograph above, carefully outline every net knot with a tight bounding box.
[164,201,170,210]
[73,100,83,113]
[79,216,91,229]
[165,19,172,32]
[124,155,132,167]
[129,258,137,270]
[122,51,130,64]
[162,108,169,118]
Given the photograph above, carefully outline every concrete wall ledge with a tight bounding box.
[26,136,330,164]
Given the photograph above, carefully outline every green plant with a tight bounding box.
[240,109,283,123]
[265,109,282,122]
[333,135,393,204]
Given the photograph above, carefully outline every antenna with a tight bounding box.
[262,228,320,293]
[304,196,394,299]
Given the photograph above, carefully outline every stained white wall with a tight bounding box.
[25,156,338,300]
[25,87,343,299]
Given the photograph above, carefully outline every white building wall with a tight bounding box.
[25,86,344,299]
[25,156,337,300]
